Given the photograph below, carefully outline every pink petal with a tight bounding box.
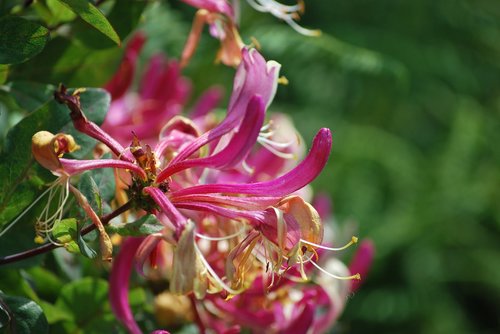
[157,95,265,179]
[109,237,144,334]
[181,0,235,18]
[349,239,375,292]
[190,86,224,119]
[164,49,280,169]
[105,33,146,100]
[171,128,332,197]
[144,187,187,230]
[59,158,146,179]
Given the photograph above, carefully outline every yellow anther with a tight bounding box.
[278,76,289,85]
[352,236,359,244]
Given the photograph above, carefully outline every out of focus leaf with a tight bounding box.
[108,214,163,237]
[0,16,50,65]
[0,65,8,85]
[55,278,109,330]
[73,0,148,50]
[0,293,49,334]
[6,82,55,113]
[54,0,120,45]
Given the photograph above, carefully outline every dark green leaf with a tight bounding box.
[73,0,148,50]
[0,270,38,302]
[54,0,121,45]
[0,88,110,267]
[10,36,122,87]
[0,293,49,334]
[0,16,50,65]
[6,82,56,113]
[108,214,163,237]
[76,227,97,259]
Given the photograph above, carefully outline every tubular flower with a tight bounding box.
[181,0,244,67]
[29,129,146,260]
[180,0,320,67]
[103,48,362,333]
[102,33,224,146]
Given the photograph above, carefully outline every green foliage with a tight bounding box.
[0,88,110,267]
[108,214,163,237]
[0,16,50,65]
[0,293,49,334]
[54,0,120,45]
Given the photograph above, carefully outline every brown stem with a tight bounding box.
[0,201,132,266]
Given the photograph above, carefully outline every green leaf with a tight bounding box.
[0,270,39,302]
[55,278,108,325]
[38,301,73,324]
[108,215,163,237]
[72,0,148,50]
[54,0,120,46]
[0,65,8,85]
[0,293,49,334]
[76,226,97,259]
[0,16,50,65]
[6,82,56,113]
[52,218,80,254]
[0,88,109,266]
[10,36,122,87]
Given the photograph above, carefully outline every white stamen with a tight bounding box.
[310,259,361,281]
[196,226,247,241]
[300,236,358,251]
[193,241,243,295]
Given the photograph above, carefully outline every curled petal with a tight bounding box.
[32,131,80,173]
[110,237,144,334]
[165,49,281,170]
[171,194,281,211]
[59,158,147,180]
[158,95,265,179]
[172,128,332,197]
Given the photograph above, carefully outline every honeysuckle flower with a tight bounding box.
[102,33,224,149]
[180,0,320,67]
[102,47,363,332]
[29,129,147,260]
[181,0,244,67]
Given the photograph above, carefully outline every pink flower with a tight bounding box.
[102,33,223,146]
[37,47,360,333]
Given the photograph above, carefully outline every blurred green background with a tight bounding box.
[2,0,500,333]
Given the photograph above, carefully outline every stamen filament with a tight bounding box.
[193,241,243,295]
[300,236,358,252]
[196,226,247,241]
[310,260,361,280]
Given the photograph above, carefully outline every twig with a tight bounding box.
[0,201,132,266]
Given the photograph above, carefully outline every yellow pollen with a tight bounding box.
[278,76,289,85]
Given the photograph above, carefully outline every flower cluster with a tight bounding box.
[28,4,373,332]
